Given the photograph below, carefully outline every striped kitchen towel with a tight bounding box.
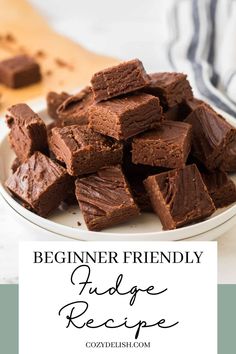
[168,0,236,117]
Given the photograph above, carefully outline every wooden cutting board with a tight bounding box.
[0,0,119,113]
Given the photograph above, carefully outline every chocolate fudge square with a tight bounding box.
[132,121,192,169]
[47,91,70,120]
[144,72,193,109]
[220,138,236,172]
[75,166,140,231]
[144,164,215,230]
[5,152,71,217]
[201,170,236,208]
[91,59,150,102]
[89,93,163,140]
[49,125,123,176]
[0,55,41,88]
[6,103,48,162]
[57,86,93,126]
[185,105,236,170]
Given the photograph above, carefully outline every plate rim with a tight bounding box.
[2,191,236,241]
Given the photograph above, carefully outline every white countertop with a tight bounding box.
[0,0,236,284]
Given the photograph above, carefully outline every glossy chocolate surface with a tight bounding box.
[75,166,139,231]
[144,164,215,230]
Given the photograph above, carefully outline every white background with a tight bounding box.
[20,242,217,354]
[0,0,236,284]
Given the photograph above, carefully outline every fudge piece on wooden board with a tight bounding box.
[0,55,41,88]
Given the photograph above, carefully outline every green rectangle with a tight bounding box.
[0,285,18,354]
[0,284,235,353]
[218,285,236,353]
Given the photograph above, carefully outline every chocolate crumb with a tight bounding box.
[45,70,52,76]
[55,58,74,71]
[55,58,67,67]
[35,50,46,58]
[18,46,27,54]
[5,33,15,42]
[77,221,81,226]
[72,212,77,215]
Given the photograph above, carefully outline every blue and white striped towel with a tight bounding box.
[168,0,236,117]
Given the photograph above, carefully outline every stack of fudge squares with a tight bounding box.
[5,59,236,231]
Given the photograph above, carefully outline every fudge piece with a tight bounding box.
[89,93,163,140]
[46,91,70,120]
[144,72,193,109]
[6,103,48,162]
[75,166,140,231]
[5,152,71,217]
[0,55,41,88]
[185,105,236,170]
[144,164,215,230]
[57,86,93,126]
[201,170,236,208]
[49,125,123,176]
[220,139,236,172]
[132,121,192,169]
[91,59,150,102]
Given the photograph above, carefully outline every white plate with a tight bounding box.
[1,100,236,241]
